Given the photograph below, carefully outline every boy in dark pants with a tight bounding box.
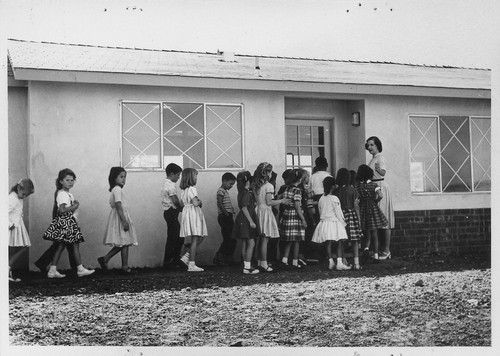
[213,172,237,265]
[161,163,183,269]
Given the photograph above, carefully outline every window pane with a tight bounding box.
[471,118,491,191]
[286,146,298,167]
[299,126,312,145]
[299,147,312,167]
[409,116,440,192]
[122,103,161,168]
[163,103,204,169]
[286,126,298,145]
[440,117,471,192]
[312,126,324,146]
[206,105,243,168]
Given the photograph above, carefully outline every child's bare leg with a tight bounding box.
[255,235,262,262]
[260,236,271,269]
[336,240,343,259]
[352,241,360,268]
[244,239,255,262]
[189,236,199,262]
[371,230,379,259]
[71,243,82,266]
[325,241,334,269]
[102,246,122,264]
[281,242,292,263]
[50,243,65,266]
[121,246,129,269]
[290,241,300,267]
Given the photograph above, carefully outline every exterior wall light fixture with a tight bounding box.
[351,112,361,127]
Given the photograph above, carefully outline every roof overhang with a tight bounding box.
[10,68,490,99]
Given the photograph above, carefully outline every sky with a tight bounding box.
[3,0,499,68]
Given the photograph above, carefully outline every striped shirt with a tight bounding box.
[217,187,234,215]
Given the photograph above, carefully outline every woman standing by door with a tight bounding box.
[366,136,394,259]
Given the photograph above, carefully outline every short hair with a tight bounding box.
[335,168,350,186]
[323,176,336,195]
[179,168,198,190]
[281,169,292,180]
[314,156,328,169]
[365,136,383,152]
[108,166,126,192]
[357,164,374,182]
[165,163,182,176]
[222,172,237,182]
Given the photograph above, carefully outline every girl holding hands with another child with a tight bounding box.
[253,162,289,272]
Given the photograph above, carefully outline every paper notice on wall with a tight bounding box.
[410,162,424,192]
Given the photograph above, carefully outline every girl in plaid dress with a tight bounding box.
[355,164,388,261]
[333,168,364,270]
[279,169,307,269]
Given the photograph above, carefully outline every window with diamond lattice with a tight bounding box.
[409,115,490,193]
[121,101,244,170]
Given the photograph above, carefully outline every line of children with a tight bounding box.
[9,160,388,280]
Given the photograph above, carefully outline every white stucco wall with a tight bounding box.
[364,95,491,211]
[26,81,285,269]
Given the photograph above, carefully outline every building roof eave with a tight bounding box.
[11,68,491,99]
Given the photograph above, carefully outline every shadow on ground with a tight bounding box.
[9,250,491,299]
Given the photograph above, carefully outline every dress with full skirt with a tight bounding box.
[255,182,280,238]
[368,153,395,228]
[180,186,208,237]
[311,194,348,243]
[103,186,138,247]
[8,192,31,247]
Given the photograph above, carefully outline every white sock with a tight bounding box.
[374,253,379,260]
[261,261,268,269]
[244,261,251,269]
[328,258,334,267]
[337,257,343,266]
[354,257,360,265]
[188,261,195,266]
[77,264,85,272]
[282,257,288,264]
[292,259,298,266]
[49,265,57,272]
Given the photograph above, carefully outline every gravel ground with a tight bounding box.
[8,252,491,347]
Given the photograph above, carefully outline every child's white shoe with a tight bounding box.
[77,267,95,277]
[336,262,352,271]
[180,253,190,266]
[187,264,204,272]
[243,267,259,274]
[48,270,66,279]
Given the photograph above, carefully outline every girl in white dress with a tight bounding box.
[98,167,138,274]
[253,162,289,272]
[8,178,34,282]
[179,168,208,272]
[311,176,350,270]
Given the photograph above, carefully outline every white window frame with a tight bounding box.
[408,114,491,195]
[120,100,245,171]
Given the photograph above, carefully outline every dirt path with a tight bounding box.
[9,253,491,346]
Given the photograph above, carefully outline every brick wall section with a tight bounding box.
[391,208,491,256]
